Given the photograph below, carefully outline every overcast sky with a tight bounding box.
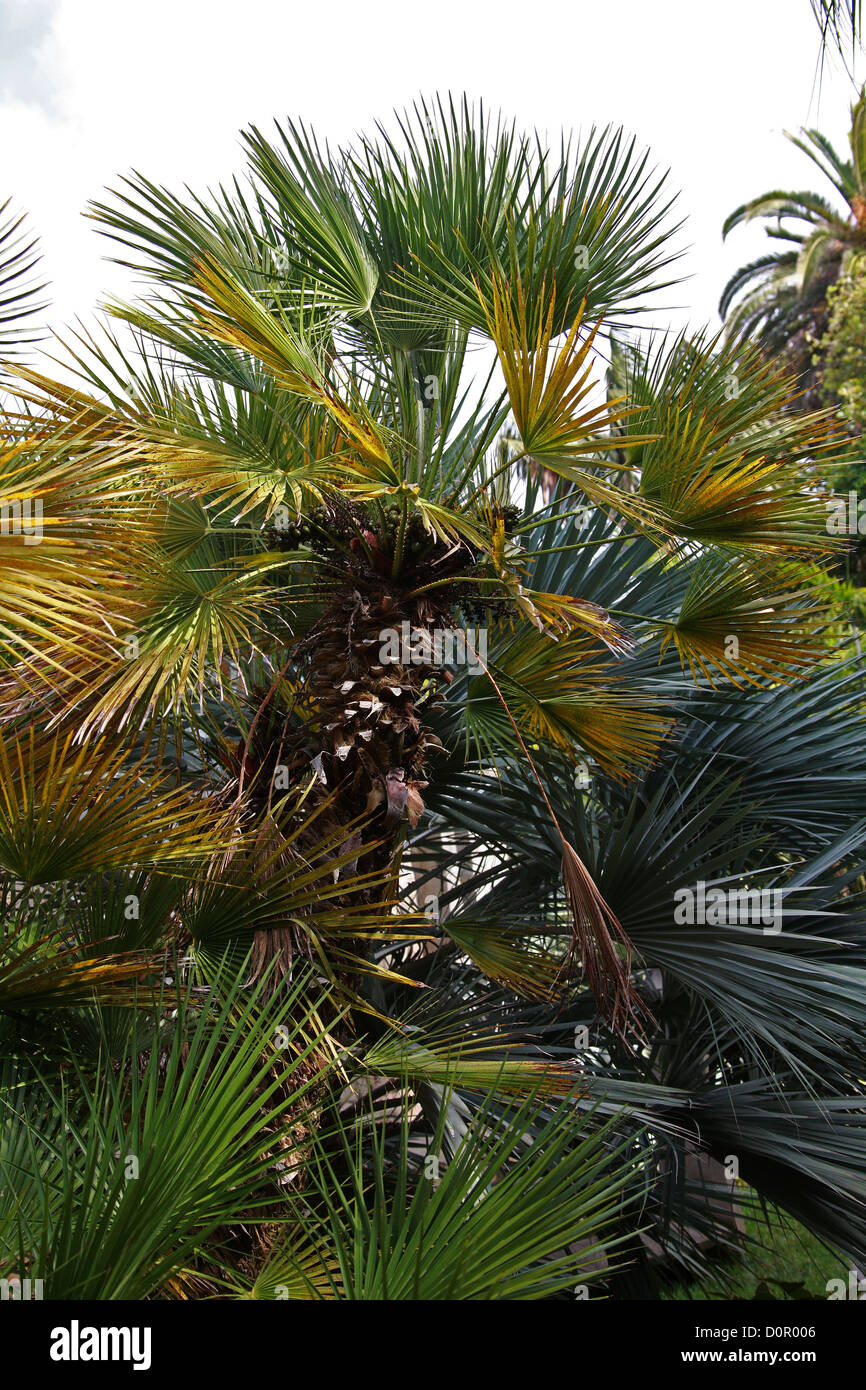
[0,0,863,365]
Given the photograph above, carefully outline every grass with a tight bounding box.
[660,1197,851,1301]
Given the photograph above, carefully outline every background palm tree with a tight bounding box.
[1,98,865,1299]
[721,87,866,410]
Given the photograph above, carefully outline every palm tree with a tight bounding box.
[813,0,863,57]
[720,87,866,409]
[1,98,865,1299]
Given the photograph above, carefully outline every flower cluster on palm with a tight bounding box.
[2,98,866,1299]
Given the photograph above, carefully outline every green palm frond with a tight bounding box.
[628,332,836,551]
[718,252,799,322]
[243,120,380,320]
[364,1029,583,1098]
[722,189,847,238]
[441,912,565,999]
